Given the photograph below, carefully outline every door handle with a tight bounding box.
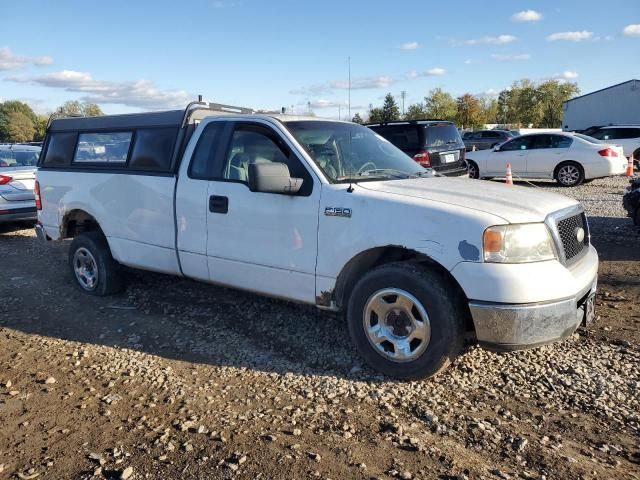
[209,195,228,214]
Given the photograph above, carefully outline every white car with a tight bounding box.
[588,125,640,160]
[466,132,627,186]
[35,104,598,380]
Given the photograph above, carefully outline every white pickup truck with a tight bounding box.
[35,102,598,379]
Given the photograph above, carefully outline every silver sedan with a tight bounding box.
[0,145,40,223]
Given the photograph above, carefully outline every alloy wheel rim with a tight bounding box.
[468,164,478,178]
[73,247,98,291]
[363,288,431,363]
[559,165,579,185]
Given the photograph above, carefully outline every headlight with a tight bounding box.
[483,223,557,263]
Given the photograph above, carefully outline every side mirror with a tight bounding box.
[248,162,303,194]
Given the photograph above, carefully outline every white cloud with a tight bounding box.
[491,53,531,61]
[6,70,192,110]
[623,24,640,37]
[553,71,579,80]
[547,31,593,41]
[422,67,446,76]
[511,10,542,22]
[399,41,419,50]
[464,58,480,65]
[290,67,446,96]
[465,35,516,45]
[0,46,53,71]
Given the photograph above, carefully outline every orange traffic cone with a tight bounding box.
[505,163,513,185]
[627,152,635,177]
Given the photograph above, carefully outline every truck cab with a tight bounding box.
[35,102,599,380]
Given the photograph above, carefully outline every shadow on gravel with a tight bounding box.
[0,220,36,234]
[0,231,382,383]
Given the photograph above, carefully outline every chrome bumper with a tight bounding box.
[469,276,597,351]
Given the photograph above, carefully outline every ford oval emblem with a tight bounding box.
[575,227,585,243]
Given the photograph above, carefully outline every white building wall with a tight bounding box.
[563,80,640,131]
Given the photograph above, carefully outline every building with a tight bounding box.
[562,79,640,131]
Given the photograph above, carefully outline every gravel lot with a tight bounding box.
[1,176,639,479]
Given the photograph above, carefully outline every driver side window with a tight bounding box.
[220,123,313,196]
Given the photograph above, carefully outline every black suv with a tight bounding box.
[366,120,467,176]
[462,129,515,151]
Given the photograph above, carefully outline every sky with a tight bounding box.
[2,0,640,119]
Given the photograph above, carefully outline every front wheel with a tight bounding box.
[555,162,584,187]
[346,262,465,380]
[68,232,125,296]
[466,160,480,179]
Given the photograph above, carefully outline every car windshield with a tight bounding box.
[574,133,603,144]
[285,121,430,182]
[0,148,40,168]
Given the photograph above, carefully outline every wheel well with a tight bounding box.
[333,246,474,334]
[553,160,583,179]
[62,210,103,238]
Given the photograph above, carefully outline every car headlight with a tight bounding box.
[483,223,557,263]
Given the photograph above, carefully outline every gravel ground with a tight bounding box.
[0,176,639,480]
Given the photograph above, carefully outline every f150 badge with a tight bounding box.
[325,207,352,218]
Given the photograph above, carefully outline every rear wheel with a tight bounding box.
[466,160,480,179]
[68,232,125,296]
[346,262,465,380]
[555,162,584,187]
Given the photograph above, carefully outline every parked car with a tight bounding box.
[35,104,598,380]
[365,120,467,176]
[465,132,627,186]
[463,129,515,151]
[587,125,640,161]
[0,144,40,223]
[623,177,640,225]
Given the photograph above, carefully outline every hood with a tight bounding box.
[359,177,579,224]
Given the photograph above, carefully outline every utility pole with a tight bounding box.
[348,56,351,120]
[401,90,406,116]
[338,105,341,121]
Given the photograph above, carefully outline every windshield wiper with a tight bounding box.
[358,168,413,179]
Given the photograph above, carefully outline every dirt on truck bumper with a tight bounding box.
[452,245,599,351]
[469,276,597,350]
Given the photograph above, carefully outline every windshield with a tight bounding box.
[0,148,40,168]
[286,121,430,182]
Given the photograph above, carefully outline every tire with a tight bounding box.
[555,161,584,187]
[634,207,640,227]
[68,231,125,296]
[346,262,465,380]
[466,160,480,179]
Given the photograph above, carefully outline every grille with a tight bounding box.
[556,213,589,263]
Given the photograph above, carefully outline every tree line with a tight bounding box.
[0,100,103,143]
[352,79,579,129]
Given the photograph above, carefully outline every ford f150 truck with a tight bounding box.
[35,102,598,380]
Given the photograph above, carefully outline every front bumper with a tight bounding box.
[469,276,597,351]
